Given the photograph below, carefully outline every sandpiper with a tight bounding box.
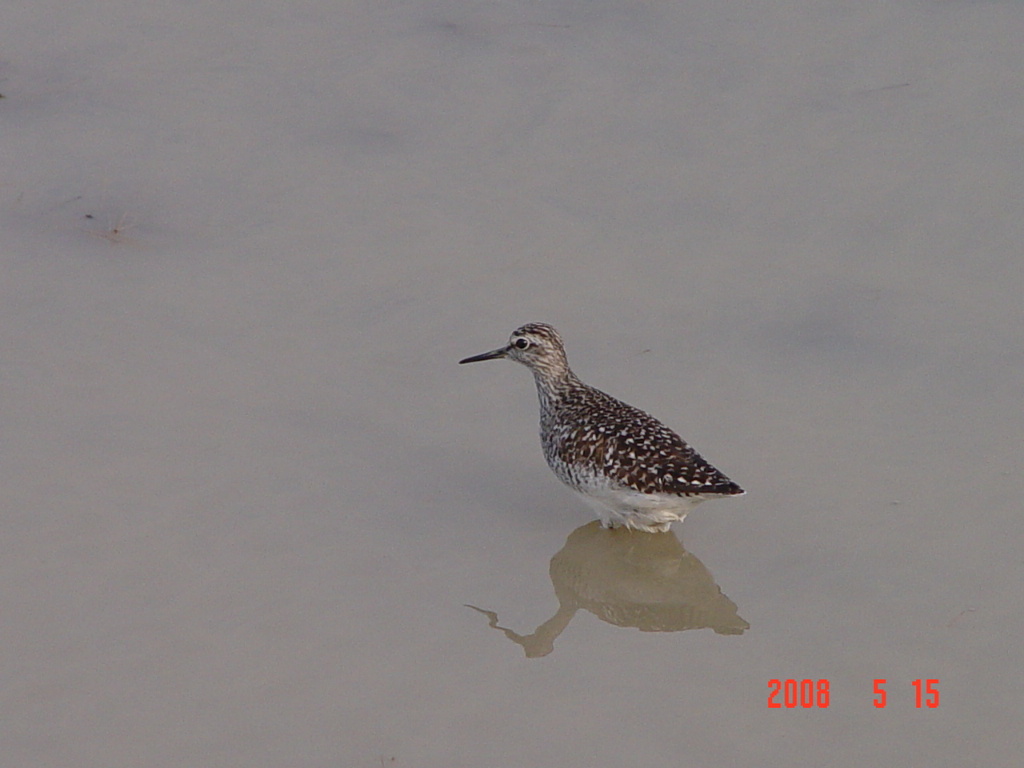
[459,323,744,533]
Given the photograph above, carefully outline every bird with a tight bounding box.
[459,323,744,533]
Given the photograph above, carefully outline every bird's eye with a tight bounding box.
[514,338,529,349]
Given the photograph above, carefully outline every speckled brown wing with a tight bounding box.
[559,387,744,498]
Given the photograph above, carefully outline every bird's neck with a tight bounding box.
[532,367,581,412]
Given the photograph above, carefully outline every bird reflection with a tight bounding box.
[466,521,748,657]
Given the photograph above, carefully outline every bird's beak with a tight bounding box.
[459,346,509,364]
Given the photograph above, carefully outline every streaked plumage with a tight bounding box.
[459,323,743,533]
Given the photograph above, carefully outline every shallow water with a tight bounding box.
[1,1,1022,766]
